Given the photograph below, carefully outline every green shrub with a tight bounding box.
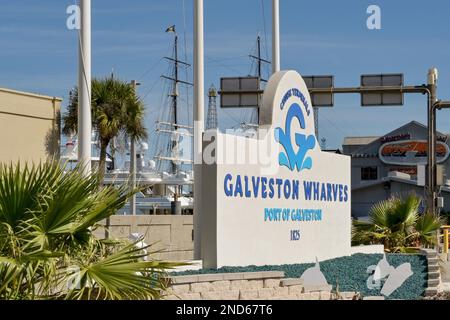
[352,194,443,253]
[0,162,182,300]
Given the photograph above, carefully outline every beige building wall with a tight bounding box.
[0,88,62,164]
[93,215,194,261]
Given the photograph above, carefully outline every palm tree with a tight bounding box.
[63,77,147,183]
[352,194,443,252]
[0,162,182,300]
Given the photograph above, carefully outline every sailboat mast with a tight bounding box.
[256,36,262,123]
[158,26,193,175]
[249,35,270,124]
[174,34,179,127]
[257,36,262,81]
[171,34,179,175]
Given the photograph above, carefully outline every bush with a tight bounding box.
[0,162,182,300]
[352,194,443,253]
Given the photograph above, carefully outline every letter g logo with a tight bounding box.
[275,99,315,172]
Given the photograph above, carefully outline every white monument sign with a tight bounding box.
[200,70,352,268]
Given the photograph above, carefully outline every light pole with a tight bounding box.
[272,0,280,74]
[193,0,205,260]
[130,80,140,216]
[427,68,438,215]
[78,0,92,175]
[307,71,445,215]
[435,100,450,110]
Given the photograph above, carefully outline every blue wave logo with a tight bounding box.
[275,102,316,172]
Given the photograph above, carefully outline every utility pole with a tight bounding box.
[427,68,438,215]
[193,0,204,260]
[78,0,92,175]
[130,80,140,215]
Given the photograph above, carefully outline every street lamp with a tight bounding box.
[434,100,450,110]
[307,70,450,215]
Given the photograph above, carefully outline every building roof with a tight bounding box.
[352,175,450,192]
[343,121,449,148]
[322,149,342,154]
[343,136,379,146]
[344,121,449,157]
[0,87,63,102]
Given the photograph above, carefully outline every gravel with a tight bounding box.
[171,253,428,300]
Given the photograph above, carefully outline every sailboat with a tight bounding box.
[60,30,271,216]
[60,132,113,171]
[104,25,194,215]
[61,26,194,216]
[230,35,271,136]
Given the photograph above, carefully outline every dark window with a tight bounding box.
[361,167,378,180]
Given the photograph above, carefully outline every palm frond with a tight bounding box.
[0,162,185,300]
[352,193,442,252]
[66,241,184,300]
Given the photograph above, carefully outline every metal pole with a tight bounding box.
[78,0,92,175]
[308,85,429,95]
[130,80,139,215]
[427,68,438,215]
[193,0,205,260]
[272,0,280,74]
[257,36,261,123]
[444,227,449,254]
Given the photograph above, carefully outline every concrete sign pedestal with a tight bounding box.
[200,71,352,268]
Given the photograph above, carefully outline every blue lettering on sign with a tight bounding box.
[276,179,283,198]
[251,176,260,197]
[264,208,282,221]
[292,180,299,200]
[290,230,301,241]
[234,175,243,197]
[224,173,233,196]
[320,183,327,201]
[261,177,268,199]
[223,174,348,203]
[291,209,323,221]
[244,176,251,198]
[280,90,293,110]
[268,178,275,198]
[280,88,311,116]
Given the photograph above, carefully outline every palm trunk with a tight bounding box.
[98,139,109,187]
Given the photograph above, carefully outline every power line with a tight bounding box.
[221,108,243,125]
[138,57,164,82]
[141,76,163,101]
[319,111,352,137]
[204,55,248,62]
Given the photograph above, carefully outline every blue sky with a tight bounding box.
[1,0,450,150]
